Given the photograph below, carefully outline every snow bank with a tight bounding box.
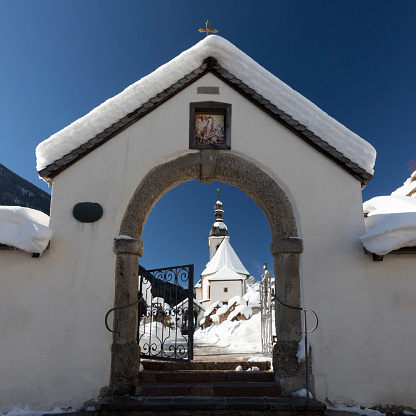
[138,322,187,354]
[204,301,223,317]
[0,206,52,253]
[361,196,416,255]
[244,288,261,308]
[227,295,246,307]
[228,305,253,321]
[195,312,261,352]
[36,36,375,176]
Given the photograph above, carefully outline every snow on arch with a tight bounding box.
[36,35,376,177]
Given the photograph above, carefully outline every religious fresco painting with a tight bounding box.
[194,113,225,145]
[189,102,231,149]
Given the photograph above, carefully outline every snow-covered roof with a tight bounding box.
[391,171,416,198]
[36,36,375,182]
[0,206,52,253]
[361,173,416,255]
[202,237,249,277]
[207,265,246,281]
[361,196,416,255]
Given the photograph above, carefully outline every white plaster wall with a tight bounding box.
[210,280,244,304]
[1,72,415,411]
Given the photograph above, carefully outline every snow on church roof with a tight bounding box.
[207,265,246,281]
[201,237,249,277]
[36,36,376,178]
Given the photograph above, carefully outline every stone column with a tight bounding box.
[270,237,309,395]
[112,237,143,394]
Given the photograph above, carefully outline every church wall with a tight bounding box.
[210,280,244,304]
[0,72,415,411]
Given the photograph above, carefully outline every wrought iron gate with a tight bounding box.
[137,264,194,361]
[260,268,274,355]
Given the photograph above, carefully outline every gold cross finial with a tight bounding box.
[217,188,220,200]
[198,20,218,37]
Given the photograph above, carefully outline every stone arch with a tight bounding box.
[112,150,305,394]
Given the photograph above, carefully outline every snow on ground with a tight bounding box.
[327,406,386,416]
[227,295,246,307]
[292,388,313,399]
[138,322,188,356]
[244,286,261,308]
[228,304,252,321]
[195,312,261,352]
[36,36,375,176]
[0,407,77,416]
[0,206,52,253]
[361,172,416,255]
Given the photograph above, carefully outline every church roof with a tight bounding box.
[201,237,249,277]
[207,265,246,281]
[36,36,376,185]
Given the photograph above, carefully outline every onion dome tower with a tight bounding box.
[208,189,229,259]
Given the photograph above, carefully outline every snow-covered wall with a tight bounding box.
[0,72,414,412]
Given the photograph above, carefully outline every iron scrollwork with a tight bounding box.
[138,264,194,361]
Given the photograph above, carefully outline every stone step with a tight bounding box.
[138,370,275,384]
[135,381,282,397]
[141,359,271,372]
[96,396,327,416]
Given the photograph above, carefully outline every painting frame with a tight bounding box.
[189,101,231,150]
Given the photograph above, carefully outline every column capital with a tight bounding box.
[113,237,144,256]
[270,236,303,255]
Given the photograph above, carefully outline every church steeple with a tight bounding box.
[208,189,229,260]
[209,189,228,237]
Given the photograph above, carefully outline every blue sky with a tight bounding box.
[1,1,416,278]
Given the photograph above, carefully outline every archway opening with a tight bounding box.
[113,151,304,395]
[140,179,274,359]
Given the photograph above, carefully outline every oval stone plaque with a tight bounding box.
[72,202,103,223]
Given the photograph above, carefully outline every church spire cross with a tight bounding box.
[198,20,218,37]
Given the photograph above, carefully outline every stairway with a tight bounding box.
[96,359,326,416]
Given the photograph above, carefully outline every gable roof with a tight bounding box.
[36,36,376,185]
[207,265,247,281]
[201,237,249,277]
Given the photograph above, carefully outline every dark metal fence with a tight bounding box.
[138,264,194,361]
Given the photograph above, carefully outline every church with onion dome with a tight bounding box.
[194,193,250,308]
